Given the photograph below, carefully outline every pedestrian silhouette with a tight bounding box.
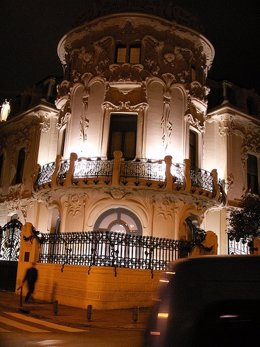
[22,262,38,303]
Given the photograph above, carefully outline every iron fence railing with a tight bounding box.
[120,159,165,185]
[190,167,213,192]
[57,159,70,184]
[38,231,193,271]
[0,219,22,261]
[36,162,55,186]
[228,238,250,255]
[74,157,113,183]
[171,163,185,185]
[35,157,216,195]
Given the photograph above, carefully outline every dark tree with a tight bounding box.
[228,193,260,251]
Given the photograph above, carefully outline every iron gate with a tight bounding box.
[0,219,22,291]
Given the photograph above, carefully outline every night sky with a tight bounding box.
[0,0,260,103]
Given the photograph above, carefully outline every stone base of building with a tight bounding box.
[16,263,162,310]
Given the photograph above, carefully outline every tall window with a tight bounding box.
[247,154,259,194]
[0,153,4,185]
[14,148,26,184]
[107,113,137,160]
[115,43,141,64]
[189,130,198,169]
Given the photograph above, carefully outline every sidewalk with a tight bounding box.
[0,290,150,331]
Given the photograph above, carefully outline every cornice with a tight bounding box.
[207,103,260,125]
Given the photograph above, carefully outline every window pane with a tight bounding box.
[124,131,136,159]
[116,47,127,63]
[129,47,140,64]
[98,212,118,229]
[110,131,122,154]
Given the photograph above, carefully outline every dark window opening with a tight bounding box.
[247,154,259,194]
[189,130,198,169]
[108,113,137,160]
[14,148,26,184]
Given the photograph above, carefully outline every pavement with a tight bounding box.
[0,290,151,331]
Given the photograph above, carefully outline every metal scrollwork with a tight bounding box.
[0,219,22,261]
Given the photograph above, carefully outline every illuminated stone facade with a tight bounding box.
[0,6,259,258]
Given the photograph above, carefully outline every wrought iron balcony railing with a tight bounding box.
[34,152,222,201]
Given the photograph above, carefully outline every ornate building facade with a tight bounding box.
[0,2,259,307]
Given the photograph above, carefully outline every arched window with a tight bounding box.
[94,208,142,235]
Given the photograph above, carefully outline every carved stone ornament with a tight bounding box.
[217,114,234,137]
[65,194,83,216]
[108,188,129,200]
[189,81,209,103]
[69,36,114,82]
[143,35,193,83]
[56,80,72,99]
[57,100,71,130]
[226,173,234,190]
[161,97,173,152]
[39,113,51,133]
[102,100,148,113]
[240,125,260,167]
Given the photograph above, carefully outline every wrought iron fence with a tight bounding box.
[190,168,213,192]
[57,159,70,184]
[74,157,113,182]
[35,156,217,195]
[38,231,193,271]
[228,238,250,255]
[171,163,184,185]
[120,159,165,186]
[0,219,22,261]
[36,162,55,186]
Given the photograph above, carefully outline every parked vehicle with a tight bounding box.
[143,255,260,347]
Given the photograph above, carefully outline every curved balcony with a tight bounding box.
[34,151,224,202]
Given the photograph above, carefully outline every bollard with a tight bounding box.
[53,300,58,316]
[132,306,139,323]
[87,304,93,321]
